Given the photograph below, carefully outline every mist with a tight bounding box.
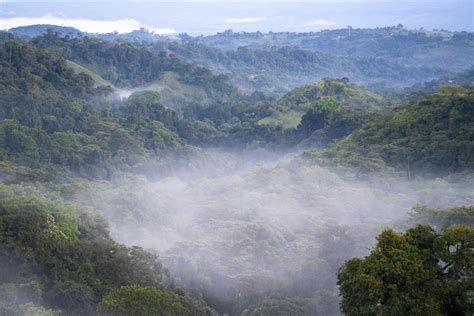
[70,148,474,314]
[113,84,165,100]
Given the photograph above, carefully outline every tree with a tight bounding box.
[320,86,474,176]
[409,205,474,230]
[337,225,474,315]
[311,97,342,129]
[97,285,184,316]
[299,96,342,132]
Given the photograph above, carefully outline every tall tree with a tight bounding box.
[337,225,474,315]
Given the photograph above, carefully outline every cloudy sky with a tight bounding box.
[1,1,472,34]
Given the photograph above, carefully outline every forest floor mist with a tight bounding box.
[72,148,474,314]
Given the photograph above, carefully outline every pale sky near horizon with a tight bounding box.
[1,1,472,34]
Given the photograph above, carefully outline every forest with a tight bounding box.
[0,23,473,316]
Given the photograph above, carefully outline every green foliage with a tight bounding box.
[31,30,239,105]
[409,205,474,229]
[145,121,183,152]
[298,107,376,147]
[287,81,381,146]
[86,161,471,315]
[0,183,215,315]
[254,78,383,147]
[8,25,81,39]
[241,297,311,316]
[0,26,472,316]
[313,97,342,113]
[97,285,184,316]
[0,41,102,131]
[12,26,472,94]
[198,27,472,70]
[338,225,474,315]
[0,38,300,176]
[97,285,217,316]
[159,32,453,92]
[319,86,474,177]
[277,78,385,112]
[0,41,196,178]
[300,96,342,130]
[0,180,217,314]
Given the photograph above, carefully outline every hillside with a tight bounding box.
[198,27,474,72]
[2,37,471,177]
[66,60,115,88]
[306,85,474,177]
[7,24,82,39]
[30,30,241,109]
[186,27,473,92]
[0,39,288,178]
[161,40,448,93]
[0,183,215,315]
[276,78,385,111]
[0,41,195,178]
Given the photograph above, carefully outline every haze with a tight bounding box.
[1,1,473,34]
[69,149,474,314]
[0,0,473,314]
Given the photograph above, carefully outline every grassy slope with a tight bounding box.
[153,71,211,109]
[66,60,114,88]
[258,110,303,129]
[65,61,211,109]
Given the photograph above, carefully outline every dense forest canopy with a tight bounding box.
[338,224,473,315]
[0,22,473,315]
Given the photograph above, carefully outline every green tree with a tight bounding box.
[97,285,184,316]
[337,225,474,315]
[310,97,342,130]
[409,205,474,230]
[319,86,474,176]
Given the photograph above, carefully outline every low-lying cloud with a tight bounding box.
[70,148,474,313]
[0,15,177,34]
[225,16,266,24]
[306,19,337,27]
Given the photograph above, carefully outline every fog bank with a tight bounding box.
[73,149,474,314]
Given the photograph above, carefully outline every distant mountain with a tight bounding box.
[7,24,82,38]
[399,66,474,99]
[190,26,473,91]
[198,27,474,71]
[155,41,447,93]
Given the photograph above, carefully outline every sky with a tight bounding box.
[1,1,473,35]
